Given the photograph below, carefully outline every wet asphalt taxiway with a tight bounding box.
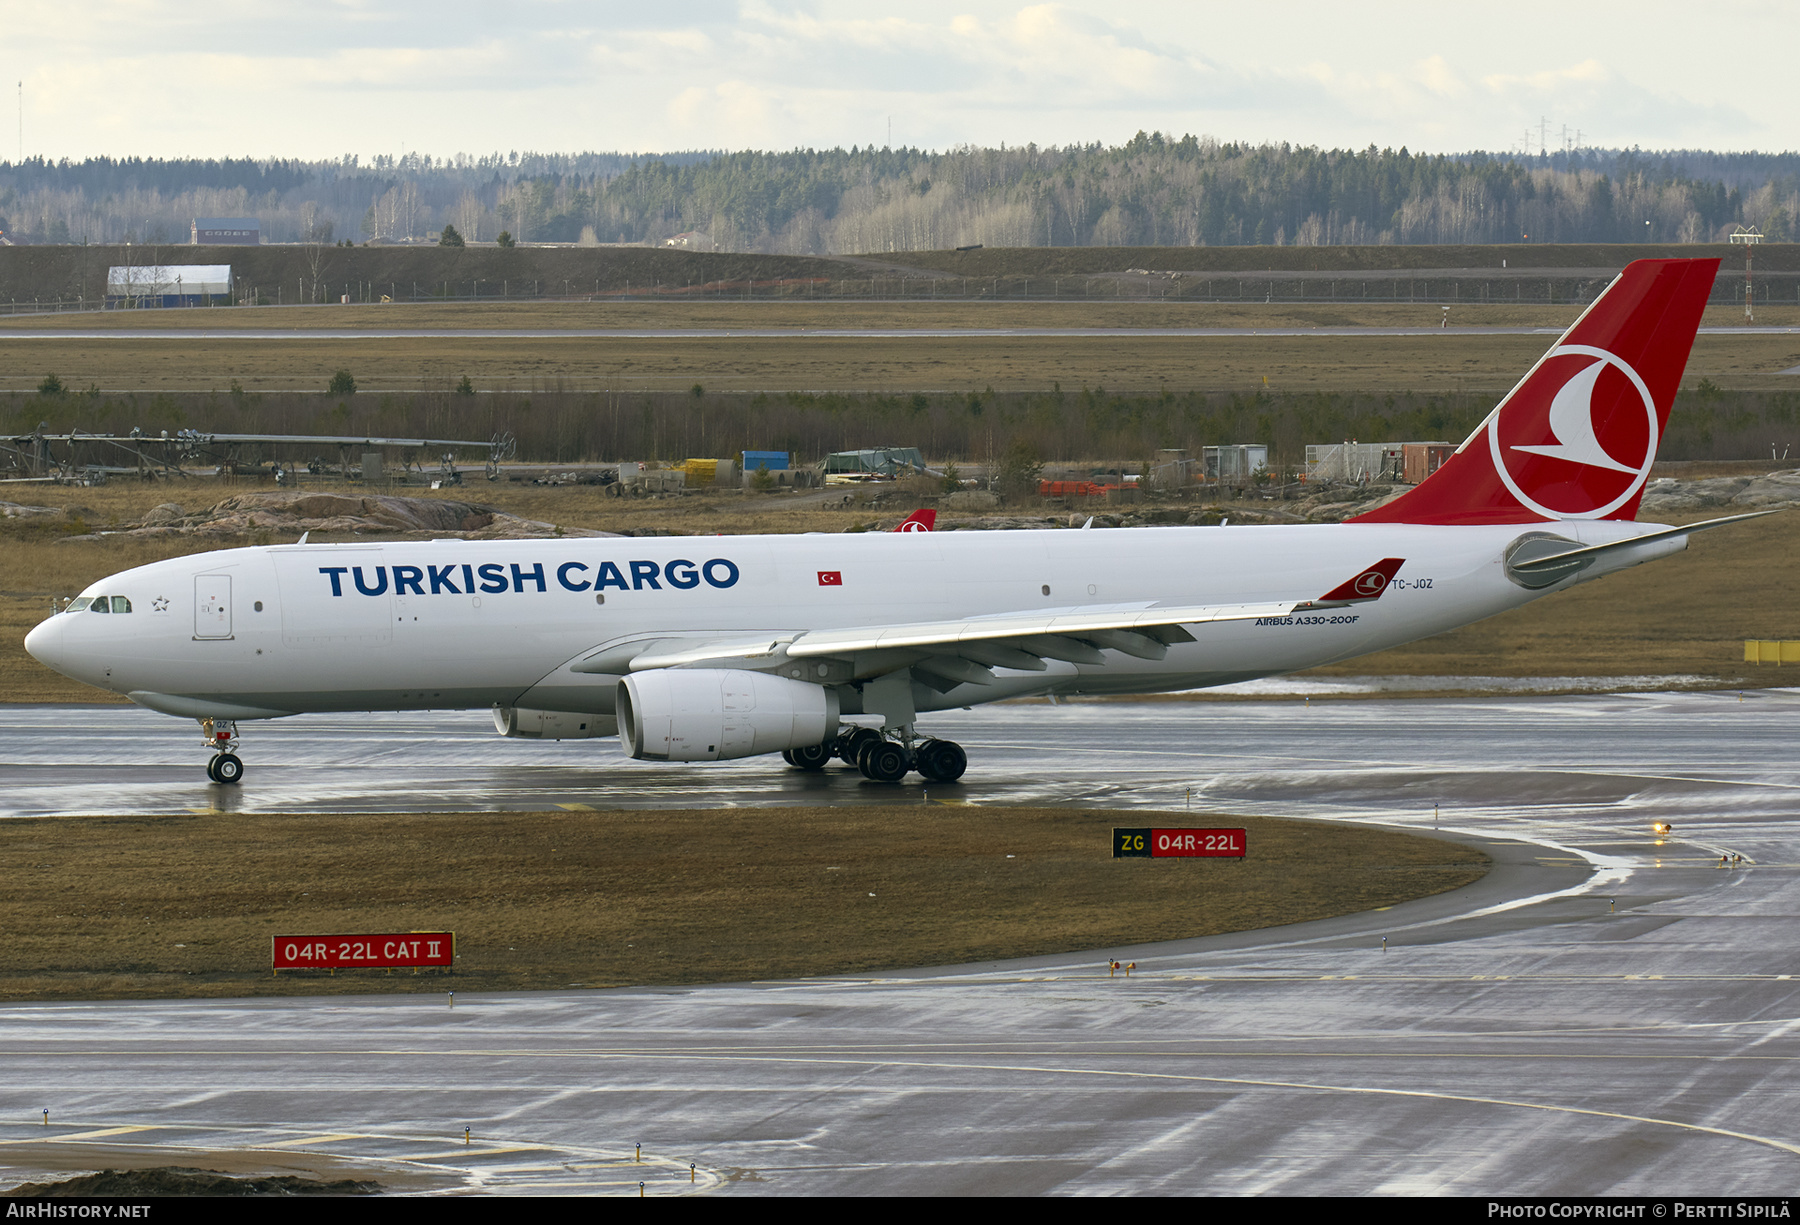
[1,691,1798,1194]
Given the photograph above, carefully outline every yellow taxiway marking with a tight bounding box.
[556,803,596,811]
[49,1125,158,1140]
[256,1132,370,1148]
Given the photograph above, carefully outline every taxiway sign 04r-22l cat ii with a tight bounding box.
[25,258,1763,785]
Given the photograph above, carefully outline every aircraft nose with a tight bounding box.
[24,615,66,674]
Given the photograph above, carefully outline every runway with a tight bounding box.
[2,691,1799,1194]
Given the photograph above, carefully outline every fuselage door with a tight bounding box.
[195,574,233,639]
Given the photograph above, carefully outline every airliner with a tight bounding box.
[24,258,1759,785]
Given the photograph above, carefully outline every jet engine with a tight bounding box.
[617,669,839,761]
[493,707,617,740]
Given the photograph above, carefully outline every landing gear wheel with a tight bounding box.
[789,742,833,771]
[837,727,881,766]
[858,740,910,782]
[199,718,242,784]
[781,749,798,767]
[915,739,967,783]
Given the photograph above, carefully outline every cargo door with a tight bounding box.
[194,574,233,639]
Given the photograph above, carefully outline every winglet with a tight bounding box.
[893,509,936,532]
[1297,558,1405,608]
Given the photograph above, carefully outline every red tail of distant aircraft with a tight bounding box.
[893,509,936,532]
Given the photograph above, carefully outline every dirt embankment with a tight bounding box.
[0,243,860,303]
[4,1167,381,1197]
[112,490,618,541]
[11,489,618,542]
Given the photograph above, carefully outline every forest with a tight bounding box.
[1,139,1794,254]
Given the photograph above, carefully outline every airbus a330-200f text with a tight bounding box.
[25,258,1760,785]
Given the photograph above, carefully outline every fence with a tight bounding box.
[7,270,1799,316]
[1305,443,1405,483]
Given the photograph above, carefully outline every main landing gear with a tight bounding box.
[199,717,244,785]
[783,727,968,784]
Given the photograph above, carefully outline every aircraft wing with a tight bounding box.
[779,602,1290,658]
[602,604,1273,689]
[603,558,1404,688]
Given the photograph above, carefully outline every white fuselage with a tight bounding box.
[25,520,1679,723]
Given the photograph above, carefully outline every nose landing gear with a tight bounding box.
[199,718,244,784]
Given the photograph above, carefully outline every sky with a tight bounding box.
[6,1,1795,162]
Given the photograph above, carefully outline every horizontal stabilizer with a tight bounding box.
[1505,512,1774,588]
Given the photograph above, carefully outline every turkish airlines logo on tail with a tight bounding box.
[1352,570,1389,597]
[1489,345,1658,520]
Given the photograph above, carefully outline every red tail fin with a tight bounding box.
[1352,258,1717,525]
[894,509,936,532]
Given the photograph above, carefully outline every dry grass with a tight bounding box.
[0,299,1790,332]
[0,299,1610,331]
[882,242,1800,277]
[2,301,1792,393]
[0,806,1487,1002]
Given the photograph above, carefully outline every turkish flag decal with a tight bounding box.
[818,571,843,586]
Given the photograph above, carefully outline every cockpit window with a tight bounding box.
[66,597,92,613]
[110,596,131,613]
[90,597,110,613]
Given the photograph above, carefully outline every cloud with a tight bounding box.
[668,80,787,147]
[1415,55,1467,98]
[4,2,1792,160]
[1482,58,1611,95]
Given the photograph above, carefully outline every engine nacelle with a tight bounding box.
[617,669,840,761]
[493,706,617,740]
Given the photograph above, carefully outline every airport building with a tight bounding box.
[1204,443,1269,482]
[191,217,260,244]
[106,264,233,307]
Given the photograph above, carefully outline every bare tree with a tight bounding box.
[303,238,328,303]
